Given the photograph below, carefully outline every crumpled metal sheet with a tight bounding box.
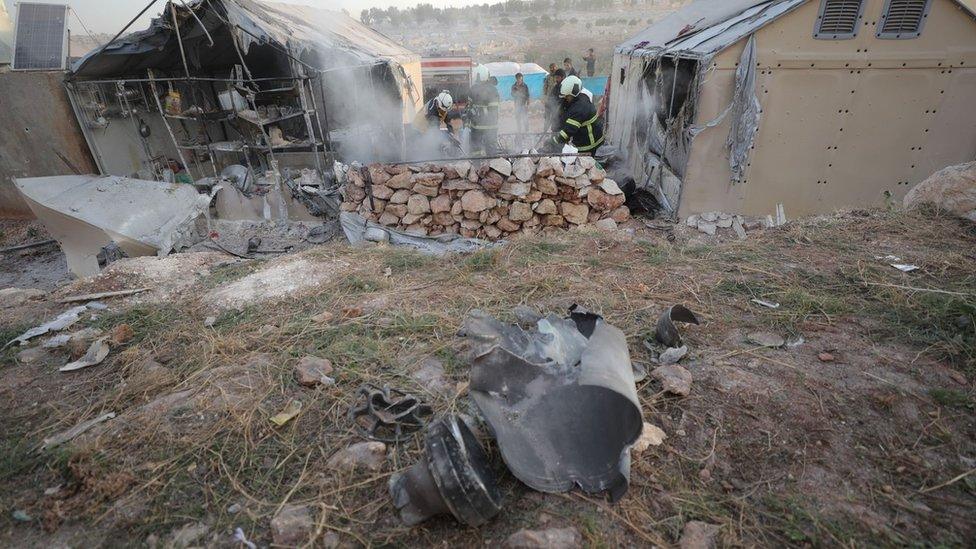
[459,308,643,501]
[727,35,761,183]
[340,212,496,256]
[15,175,210,278]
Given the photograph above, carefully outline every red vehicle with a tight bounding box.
[421,56,473,104]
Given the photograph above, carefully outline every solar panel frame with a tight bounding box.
[12,2,70,71]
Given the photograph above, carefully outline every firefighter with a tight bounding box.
[466,64,500,155]
[413,90,455,134]
[548,75,604,154]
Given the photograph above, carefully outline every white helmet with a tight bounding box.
[434,90,453,111]
[473,64,490,83]
[559,75,583,98]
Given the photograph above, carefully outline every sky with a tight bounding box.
[0,0,476,35]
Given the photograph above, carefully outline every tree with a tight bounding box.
[360,9,370,25]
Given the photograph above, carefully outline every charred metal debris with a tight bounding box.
[387,305,661,527]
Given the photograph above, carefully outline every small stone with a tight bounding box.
[413,184,440,197]
[686,214,700,227]
[110,324,134,345]
[406,195,431,215]
[818,352,835,362]
[204,316,217,327]
[411,172,445,187]
[633,422,667,453]
[716,217,733,228]
[450,160,472,179]
[509,201,533,222]
[371,185,394,200]
[367,165,391,186]
[651,364,693,396]
[746,331,785,348]
[594,218,617,231]
[485,225,503,239]
[658,345,688,365]
[535,199,558,215]
[586,187,625,211]
[489,158,513,177]
[732,217,747,239]
[561,202,589,225]
[579,156,596,170]
[17,346,51,365]
[697,221,717,235]
[679,521,720,549]
[385,172,413,190]
[412,356,452,395]
[461,190,491,213]
[227,503,241,514]
[497,218,521,232]
[326,441,387,472]
[504,526,582,548]
[378,212,399,226]
[700,211,719,222]
[295,356,335,387]
[542,214,564,227]
[168,522,210,548]
[271,504,314,547]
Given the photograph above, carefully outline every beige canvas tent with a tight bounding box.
[608,0,976,218]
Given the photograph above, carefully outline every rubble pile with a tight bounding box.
[339,156,631,239]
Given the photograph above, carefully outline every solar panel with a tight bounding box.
[12,2,69,71]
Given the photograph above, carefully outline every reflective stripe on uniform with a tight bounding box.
[565,118,582,128]
[559,130,569,140]
[577,135,604,152]
[471,124,499,130]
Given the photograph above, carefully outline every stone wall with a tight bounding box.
[340,156,630,239]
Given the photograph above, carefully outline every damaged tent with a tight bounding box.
[607,0,976,218]
[65,0,423,181]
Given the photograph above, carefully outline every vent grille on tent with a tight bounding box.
[814,0,864,39]
[878,0,931,39]
[12,3,69,71]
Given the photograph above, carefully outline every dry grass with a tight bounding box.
[1,208,974,547]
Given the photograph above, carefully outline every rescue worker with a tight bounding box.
[466,64,500,155]
[548,75,604,154]
[545,68,566,132]
[413,90,454,134]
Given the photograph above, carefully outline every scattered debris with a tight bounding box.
[57,288,150,303]
[295,356,335,387]
[390,415,502,526]
[203,257,348,310]
[60,337,111,372]
[655,304,700,348]
[326,441,387,472]
[12,510,32,522]
[651,364,693,396]
[17,347,52,365]
[504,527,582,549]
[460,306,642,500]
[658,345,688,365]
[631,361,648,382]
[233,527,257,549]
[746,331,786,348]
[410,356,453,396]
[204,316,217,328]
[818,352,836,362]
[271,504,314,547]
[349,385,432,442]
[679,520,721,549]
[110,324,134,346]
[750,298,780,309]
[633,422,667,453]
[876,255,920,272]
[513,304,543,328]
[40,412,116,451]
[5,305,90,347]
[311,310,336,323]
[269,400,303,427]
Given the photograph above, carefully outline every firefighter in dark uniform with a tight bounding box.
[467,64,500,155]
[548,75,604,154]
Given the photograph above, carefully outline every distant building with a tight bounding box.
[608,0,976,217]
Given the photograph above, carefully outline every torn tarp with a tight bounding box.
[727,35,761,183]
[15,175,210,278]
[459,308,643,501]
[340,212,496,256]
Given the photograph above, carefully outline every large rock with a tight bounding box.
[497,218,521,232]
[904,162,976,221]
[401,212,423,225]
[535,177,558,195]
[430,194,452,213]
[407,195,431,215]
[443,178,481,191]
[378,212,399,226]
[385,204,407,218]
[327,441,387,472]
[535,199,558,215]
[561,202,589,225]
[413,184,440,197]
[450,160,472,179]
[599,179,623,195]
[536,156,562,178]
[543,214,565,227]
[388,189,411,204]
[513,157,536,182]
[432,212,455,226]
[587,188,626,211]
[385,171,414,190]
[367,165,390,186]
[481,171,505,192]
[610,206,631,223]
[509,201,533,222]
[271,504,315,547]
[370,185,393,200]
[412,172,445,187]
[490,158,513,177]
[500,181,531,198]
[461,190,492,213]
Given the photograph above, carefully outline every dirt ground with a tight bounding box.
[0,220,72,291]
[0,208,973,547]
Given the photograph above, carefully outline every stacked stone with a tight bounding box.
[339,156,631,239]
